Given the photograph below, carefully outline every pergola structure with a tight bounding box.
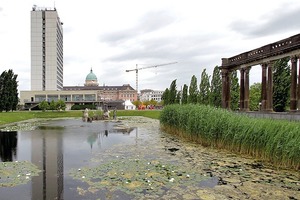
[220,33,300,112]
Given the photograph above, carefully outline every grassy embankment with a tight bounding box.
[160,104,300,170]
[0,110,161,126]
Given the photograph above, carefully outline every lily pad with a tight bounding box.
[69,158,207,197]
[0,161,41,187]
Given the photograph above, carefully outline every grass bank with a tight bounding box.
[160,104,300,170]
[0,110,161,126]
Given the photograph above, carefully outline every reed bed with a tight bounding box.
[160,104,300,170]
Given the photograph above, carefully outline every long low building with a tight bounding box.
[20,69,137,110]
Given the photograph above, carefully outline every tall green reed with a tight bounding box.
[160,104,300,170]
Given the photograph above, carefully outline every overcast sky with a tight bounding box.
[1,0,300,92]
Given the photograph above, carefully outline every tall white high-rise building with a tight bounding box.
[31,6,63,91]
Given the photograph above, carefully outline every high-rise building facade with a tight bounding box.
[31,6,63,91]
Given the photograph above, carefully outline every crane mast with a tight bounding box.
[125,62,177,96]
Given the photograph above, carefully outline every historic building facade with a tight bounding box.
[20,69,137,110]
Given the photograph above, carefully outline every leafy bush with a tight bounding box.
[71,104,96,110]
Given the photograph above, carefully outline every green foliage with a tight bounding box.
[160,104,300,170]
[181,84,188,104]
[71,104,96,110]
[142,99,157,107]
[168,79,177,104]
[0,69,18,112]
[132,100,142,107]
[38,100,49,112]
[149,99,158,106]
[49,100,56,111]
[161,88,170,105]
[210,66,222,107]
[188,75,198,104]
[249,83,262,111]
[56,99,66,111]
[175,90,181,104]
[273,58,290,112]
[230,71,240,110]
[199,69,210,105]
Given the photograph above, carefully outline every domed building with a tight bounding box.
[20,69,137,110]
[84,68,99,86]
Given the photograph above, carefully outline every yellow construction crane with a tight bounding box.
[125,62,177,93]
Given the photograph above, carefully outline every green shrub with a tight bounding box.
[71,104,96,110]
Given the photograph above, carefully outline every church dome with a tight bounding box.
[85,68,99,86]
[86,69,97,81]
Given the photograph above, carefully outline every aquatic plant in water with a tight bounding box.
[0,161,41,187]
[69,157,207,197]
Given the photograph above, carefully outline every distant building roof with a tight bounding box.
[63,84,135,91]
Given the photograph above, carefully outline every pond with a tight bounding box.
[0,117,299,200]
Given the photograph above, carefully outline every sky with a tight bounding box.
[1,0,300,92]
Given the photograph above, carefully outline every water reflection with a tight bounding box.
[0,131,18,162]
[0,120,137,200]
[31,130,64,200]
[89,128,136,150]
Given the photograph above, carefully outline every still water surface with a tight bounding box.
[0,119,139,200]
[2,118,298,200]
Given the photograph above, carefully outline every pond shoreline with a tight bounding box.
[123,117,300,199]
[1,116,299,199]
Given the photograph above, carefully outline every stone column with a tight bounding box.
[221,69,230,109]
[266,62,273,112]
[261,63,267,111]
[297,56,300,111]
[221,69,227,109]
[239,68,245,111]
[290,56,298,112]
[244,67,250,112]
[226,70,231,110]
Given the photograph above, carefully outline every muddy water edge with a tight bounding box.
[119,117,300,199]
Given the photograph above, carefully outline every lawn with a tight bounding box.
[0,110,161,126]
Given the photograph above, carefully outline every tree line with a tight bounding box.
[162,58,291,112]
[0,69,18,112]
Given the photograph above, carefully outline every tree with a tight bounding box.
[210,66,222,107]
[249,82,261,111]
[149,99,158,106]
[0,72,4,111]
[175,90,181,104]
[199,69,210,105]
[56,99,66,111]
[49,100,56,111]
[132,100,142,107]
[188,75,198,104]
[168,79,177,104]
[181,84,188,104]
[0,69,18,112]
[273,58,290,112]
[39,100,49,112]
[230,70,240,111]
[162,88,170,105]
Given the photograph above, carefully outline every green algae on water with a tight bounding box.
[69,158,207,197]
[0,161,41,187]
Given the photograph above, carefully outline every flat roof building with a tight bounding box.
[31,6,63,91]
